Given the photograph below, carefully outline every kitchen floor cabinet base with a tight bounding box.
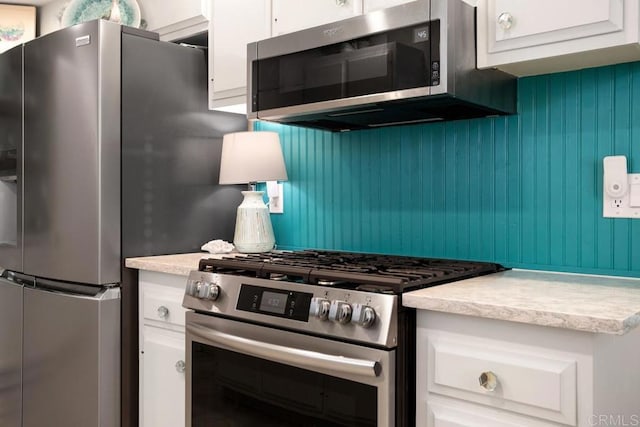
[139,270,188,427]
[416,311,640,427]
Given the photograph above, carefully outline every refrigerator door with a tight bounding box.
[23,20,121,285]
[0,45,23,273]
[22,281,120,427]
[0,273,23,427]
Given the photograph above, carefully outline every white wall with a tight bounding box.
[38,0,67,36]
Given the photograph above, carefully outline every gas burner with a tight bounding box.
[316,279,344,287]
[355,284,396,294]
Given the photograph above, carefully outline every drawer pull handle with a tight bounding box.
[497,12,513,30]
[479,371,498,391]
[336,0,346,6]
[157,305,169,319]
[175,360,186,373]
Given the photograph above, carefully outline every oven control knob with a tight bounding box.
[329,301,352,324]
[352,304,376,328]
[186,280,200,297]
[199,283,221,301]
[310,298,331,320]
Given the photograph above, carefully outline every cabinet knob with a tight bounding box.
[175,360,186,373]
[497,12,513,30]
[479,371,498,391]
[157,305,169,319]
[336,0,347,6]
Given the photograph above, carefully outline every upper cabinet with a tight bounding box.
[271,0,362,36]
[363,0,416,14]
[139,0,209,41]
[208,0,271,111]
[477,0,640,76]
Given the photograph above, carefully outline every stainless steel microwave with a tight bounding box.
[247,0,516,131]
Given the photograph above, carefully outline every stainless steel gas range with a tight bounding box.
[182,250,503,427]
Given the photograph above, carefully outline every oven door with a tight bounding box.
[186,311,394,427]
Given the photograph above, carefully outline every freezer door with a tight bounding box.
[23,20,121,285]
[0,276,23,427]
[0,45,23,272]
[22,282,120,427]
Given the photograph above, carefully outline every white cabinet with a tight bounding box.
[271,0,362,36]
[416,311,640,427]
[477,0,640,76]
[363,0,416,14]
[141,327,186,427]
[139,270,189,427]
[208,0,271,111]
[363,0,476,14]
[139,0,209,41]
[427,395,559,427]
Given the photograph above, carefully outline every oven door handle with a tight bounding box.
[188,323,382,378]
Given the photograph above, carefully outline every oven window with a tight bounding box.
[191,342,377,427]
[252,20,440,112]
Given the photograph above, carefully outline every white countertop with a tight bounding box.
[125,252,238,276]
[127,255,640,335]
[403,269,640,335]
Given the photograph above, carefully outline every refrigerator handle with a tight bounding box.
[34,277,120,301]
[1,270,36,286]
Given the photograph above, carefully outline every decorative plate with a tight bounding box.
[61,0,141,28]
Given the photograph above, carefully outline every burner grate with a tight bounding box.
[199,250,503,293]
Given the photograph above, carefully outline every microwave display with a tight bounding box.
[252,20,440,113]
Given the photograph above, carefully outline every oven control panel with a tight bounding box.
[236,284,313,321]
[182,271,399,348]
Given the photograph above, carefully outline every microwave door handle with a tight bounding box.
[187,323,381,378]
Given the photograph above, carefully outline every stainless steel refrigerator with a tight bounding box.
[0,40,24,427]
[0,20,246,427]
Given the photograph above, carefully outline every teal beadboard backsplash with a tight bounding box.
[256,62,640,277]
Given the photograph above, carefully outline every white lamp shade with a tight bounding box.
[219,131,288,184]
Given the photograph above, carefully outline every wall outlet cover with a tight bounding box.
[603,173,640,219]
[268,183,284,214]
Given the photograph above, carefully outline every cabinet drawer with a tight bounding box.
[143,292,187,327]
[427,335,577,425]
[426,395,560,427]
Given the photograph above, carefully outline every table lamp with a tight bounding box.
[219,131,288,253]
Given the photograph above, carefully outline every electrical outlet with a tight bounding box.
[268,183,284,214]
[603,173,640,218]
[631,175,640,208]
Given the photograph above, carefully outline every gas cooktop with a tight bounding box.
[198,250,504,294]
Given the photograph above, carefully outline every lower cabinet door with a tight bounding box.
[141,326,186,427]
